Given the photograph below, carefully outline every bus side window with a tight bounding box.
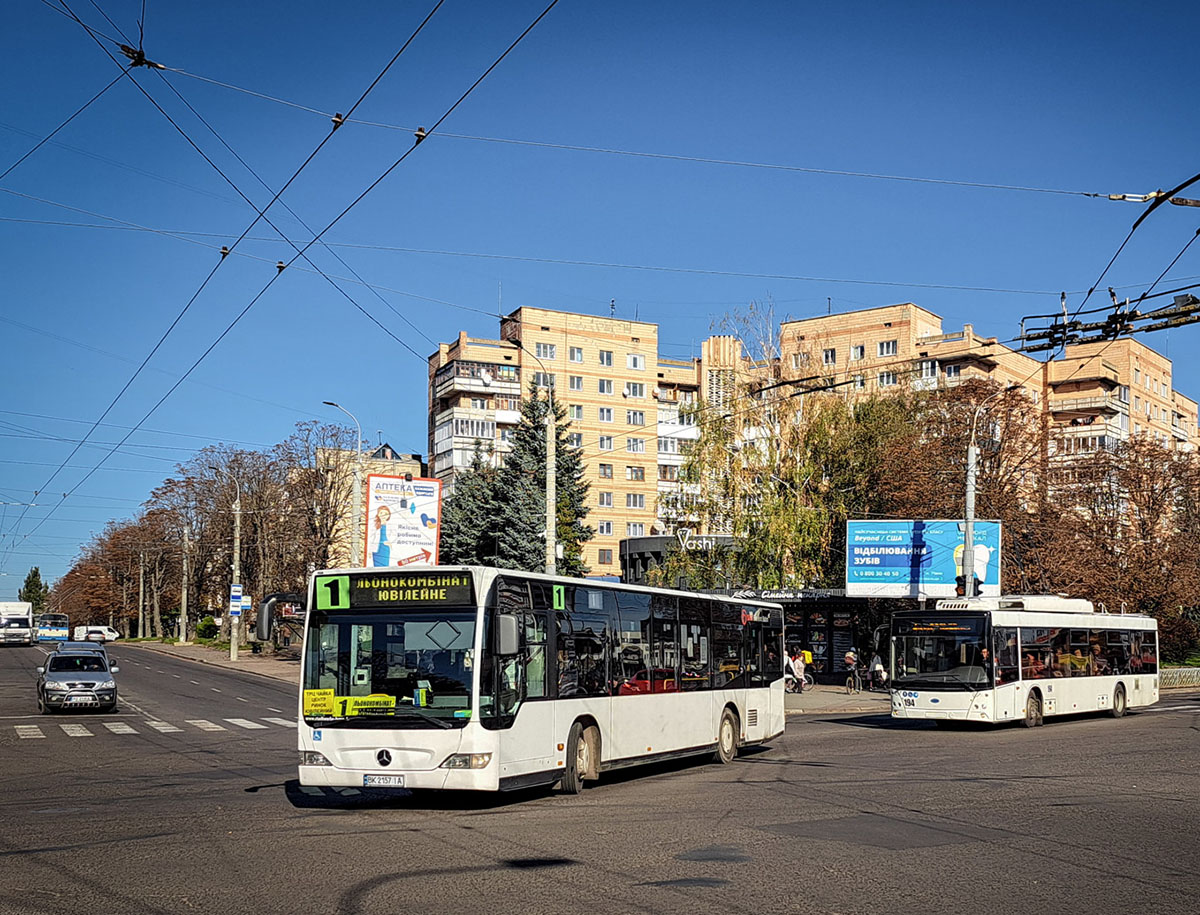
[523,612,548,699]
[994,627,1018,684]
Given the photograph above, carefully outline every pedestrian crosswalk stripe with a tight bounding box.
[15,725,44,739]
[103,722,138,735]
[145,720,182,733]
[60,724,93,737]
[263,717,295,728]
[187,719,225,732]
[224,718,268,730]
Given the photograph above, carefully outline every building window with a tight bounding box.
[496,396,519,411]
[1118,385,1129,403]
[626,410,645,425]
[625,382,645,398]
[791,353,810,369]
[626,438,646,453]
[919,360,937,379]
[499,428,513,443]
[878,340,898,357]
[597,521,613,536]
[598,463,613,478]
[878,371,897,387]
[598,491,613,507]
[944,364,961,378]
[569,346,583,363]
[453,419,496,438]
[823,348,836,366]
[569,404,583,420]
[598,407,613,422]
[533,372,555,389]
[597,549,613,564]
[626,523,645,537]
[852,375,865,389]
[659,436,678,454]
[535,343,556,360]
[599,379,614,395]
[659,464,679,481]
[851,344,865,361]
[627,353,645,370]
[568,433,583,448]
[599,436,614,451]
[599,350,613,366]
[625,493,645,509]
[627,466,645,481]
[568,375,583,391]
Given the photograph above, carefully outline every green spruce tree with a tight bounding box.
[493,387,593,576]
[18,566,50,614]
[439,443,501,565]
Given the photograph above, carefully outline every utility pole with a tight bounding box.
[137,552,145,638]
[178,525,190,644]
[324,401,363,566]
[961,385,1017,597]
[545,395,557,576]
[210,465,242,661]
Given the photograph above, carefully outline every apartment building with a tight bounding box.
[777,302,1197,454]
[429,307,749,572]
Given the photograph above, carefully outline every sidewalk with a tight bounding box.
[121,640,300,684]
[784,684,891,715]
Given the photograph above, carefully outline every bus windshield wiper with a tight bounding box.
[393,708,454,729]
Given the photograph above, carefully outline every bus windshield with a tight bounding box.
[302,609,477,729]
[892,615,991,689]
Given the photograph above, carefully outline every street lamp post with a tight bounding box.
[961,385,1019,597]
[324,401,364,567]
[210,465,242,661]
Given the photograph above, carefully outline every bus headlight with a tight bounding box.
[440,753,492,770]
[299,751,332,766]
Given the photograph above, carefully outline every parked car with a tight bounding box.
[36,652,120,713]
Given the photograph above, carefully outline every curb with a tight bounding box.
[121,641,297,684]
[786,707,887,716]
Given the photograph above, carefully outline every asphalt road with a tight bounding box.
[1,644,1197,915]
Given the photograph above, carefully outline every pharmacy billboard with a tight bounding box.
[845,519,1001,598]
[363,474,443,568]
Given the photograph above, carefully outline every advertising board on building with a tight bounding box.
[845,519,1002,598]
[363,474,443,568]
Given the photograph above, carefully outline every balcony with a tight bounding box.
[1172,424,1190,441]
[433,361,520,399]
[1049,394,1124,417]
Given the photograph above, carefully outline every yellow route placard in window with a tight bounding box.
[338,694,397,716]
[303,688,335,716]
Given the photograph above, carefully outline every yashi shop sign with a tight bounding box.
[675,529,732,551]
[845,519,1002,598]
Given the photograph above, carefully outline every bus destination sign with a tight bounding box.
[315,572,475,611]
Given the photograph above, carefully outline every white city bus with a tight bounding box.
[890,596,1159,726]
[37,613,70,642]
[268,567,785,793]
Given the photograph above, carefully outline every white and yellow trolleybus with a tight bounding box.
[261,566,786,793]
[890,595,1159,726]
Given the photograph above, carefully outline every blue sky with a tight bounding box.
[3,1,1199,594]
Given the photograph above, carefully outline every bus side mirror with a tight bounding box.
[497,614,520,657]
[257,592,304,642]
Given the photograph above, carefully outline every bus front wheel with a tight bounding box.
[1024,692,1043,728]
[1110,685,1127,718]
[713,708,738,764]
[562,722,587,795]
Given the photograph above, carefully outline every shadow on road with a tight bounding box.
[279,778,552,811]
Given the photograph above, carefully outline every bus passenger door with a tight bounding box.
[497,611,557,782]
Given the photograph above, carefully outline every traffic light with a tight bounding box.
[955,575,983,597]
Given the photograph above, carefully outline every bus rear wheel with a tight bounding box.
[713,708,738,765]
[562,722,588,795]
[1023,691,1043,728]
[1110,685,1127,718]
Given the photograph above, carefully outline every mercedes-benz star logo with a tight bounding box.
[376,749,392,767]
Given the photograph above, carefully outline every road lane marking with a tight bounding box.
[173,675,181,679]
[190,680,199,685]
[103,722,138,735]
[224,718,268,730]
[15,725,45,739]
[268,707,283,713]
[263,718,295,728]
[211,688,221,693]
[145,720,182,733]
[1143,704,1200,713]
[187,719,226,731]
[236,697,248,703]
[60,724,93,737]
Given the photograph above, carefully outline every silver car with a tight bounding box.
[36,652,120,713]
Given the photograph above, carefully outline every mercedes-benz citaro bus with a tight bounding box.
[36,613,70,642]
[259,567,785,794]
[890,595,1159,727]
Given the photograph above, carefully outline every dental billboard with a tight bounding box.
[845,519,1001,598]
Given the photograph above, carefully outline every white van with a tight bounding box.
[72,625,121,643]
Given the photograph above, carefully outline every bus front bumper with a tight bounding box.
[299,764,499,792]
[891,690,993,722]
